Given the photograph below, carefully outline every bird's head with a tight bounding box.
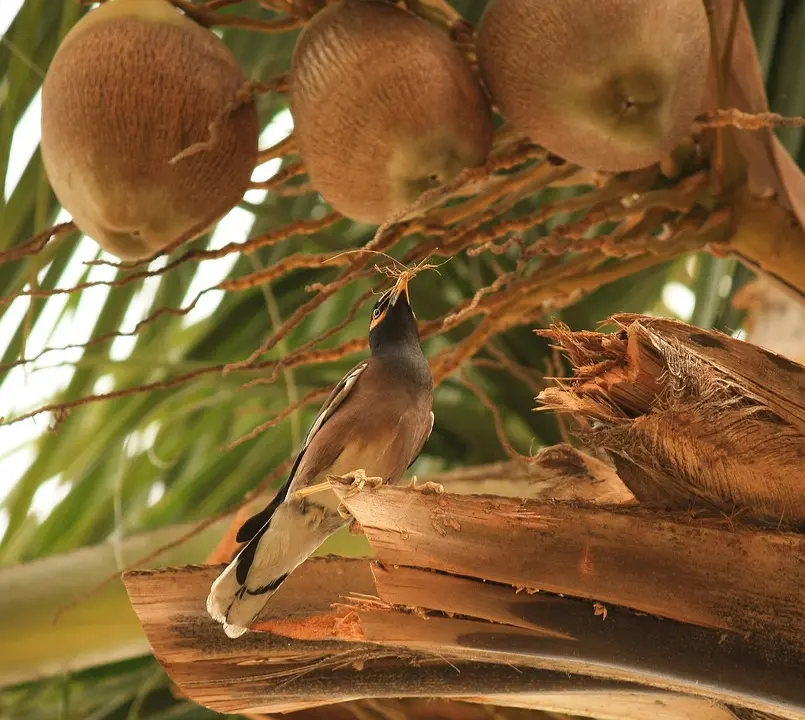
[368,273,421,354]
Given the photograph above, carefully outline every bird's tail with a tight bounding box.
[206,499,345,638]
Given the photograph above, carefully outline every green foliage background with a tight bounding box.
[0,0,801,717]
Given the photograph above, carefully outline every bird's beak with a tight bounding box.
[390,274,411,307]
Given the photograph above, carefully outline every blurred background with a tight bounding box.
[0,0,802,717]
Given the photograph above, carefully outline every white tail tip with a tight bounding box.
[223,622,249,638]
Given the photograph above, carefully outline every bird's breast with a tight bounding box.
[329,418,407,481]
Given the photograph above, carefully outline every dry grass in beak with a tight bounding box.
[323,247,448,300]
[374,254,448,300]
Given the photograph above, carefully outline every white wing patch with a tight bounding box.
[301,362,368,451]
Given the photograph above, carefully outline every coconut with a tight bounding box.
[476,0,711,172]
[41,0,259,260]
[290,0,494,224]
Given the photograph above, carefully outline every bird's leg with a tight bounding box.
[294,480,333,500]
[408,475,445,495]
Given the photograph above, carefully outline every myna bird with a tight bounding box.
[207,273,434,638]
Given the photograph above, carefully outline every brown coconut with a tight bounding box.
[41,0,259,260]
[290,0,494,224]
[476,0,711,172]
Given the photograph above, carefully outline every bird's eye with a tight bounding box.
[372,306,383,319]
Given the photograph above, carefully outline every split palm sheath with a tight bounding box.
[207,274,434,638]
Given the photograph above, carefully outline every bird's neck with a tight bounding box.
[373,341,433,391]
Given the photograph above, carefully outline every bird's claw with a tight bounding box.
[337,469,384,499]
[408,476,445,495]
[330,469,383,519]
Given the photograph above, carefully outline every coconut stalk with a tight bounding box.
[328,484,805,649]
[470,694,732,720]
[0,455,617,693]
[123,560,738,720]
[538,313,805,524]
[346,568,805,719]
[123,448,805,719]
[238,699,573,720]
[118,449,637,716]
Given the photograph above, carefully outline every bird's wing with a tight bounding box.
[235,360,369,544]
[300,361,369,450]
[406,410,434,470]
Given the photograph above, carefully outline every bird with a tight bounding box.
[206,272,434,638]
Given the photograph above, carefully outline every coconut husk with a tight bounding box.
[539,314,805,524]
